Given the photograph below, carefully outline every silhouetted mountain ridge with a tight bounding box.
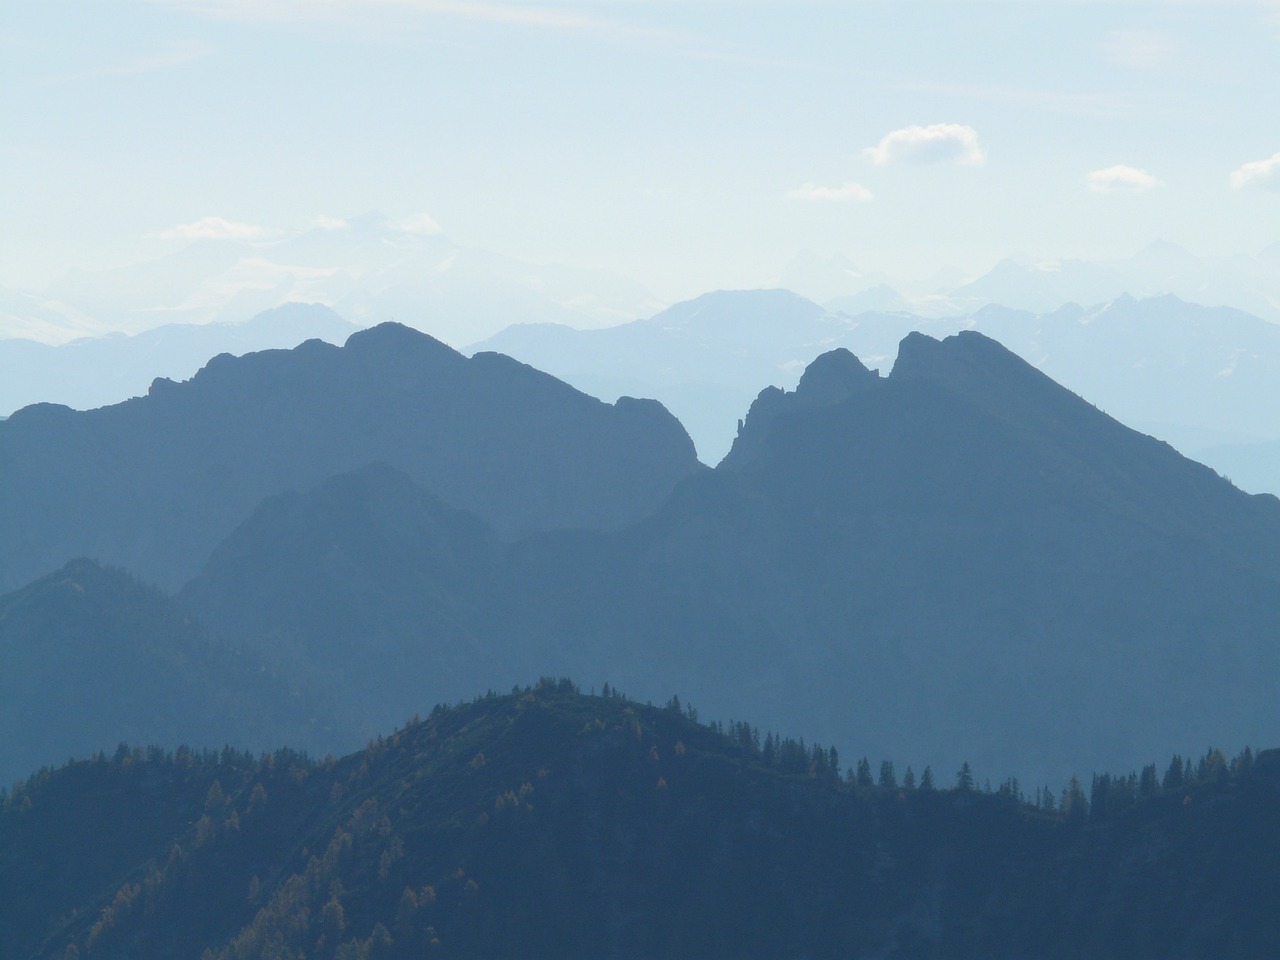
[476,289,1280,479]
[0,322,702,592]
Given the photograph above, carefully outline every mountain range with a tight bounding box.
[5,316,1280,792]
[784,241,1280,323]
[475,289,1280,481]
[0,212,663,347]
[169,332,1280,787]
[11,278,1280,493]
[0,322,701,594]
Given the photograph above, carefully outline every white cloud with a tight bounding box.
[1087,165,1161,192]
[787,182,874,203]
[156,216,277,241]
[397,212,443,235]
[311,215,349,230]
[863,124,985,166]
[1102,30,1178,69]
[1230,152,1280,191]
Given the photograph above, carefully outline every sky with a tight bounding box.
[3,0,1280,302]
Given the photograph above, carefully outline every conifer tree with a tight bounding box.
[879,760,897,789]
[1139,764,1159,797]
[856,757,873,788]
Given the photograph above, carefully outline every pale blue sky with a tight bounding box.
[3,0,1278,301]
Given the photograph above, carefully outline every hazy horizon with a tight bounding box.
[4,0,1279,317]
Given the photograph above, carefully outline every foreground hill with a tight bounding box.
[3,683,1278,960]
[0,560,334,784]
[182,332,1280,784]
[0,322,701,592]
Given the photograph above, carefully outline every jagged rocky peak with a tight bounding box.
[720,347,879,469]
[888,329,1000,381]
[794,347,878,406]
[887,329,1074,417]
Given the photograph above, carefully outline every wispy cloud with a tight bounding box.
[863,124,985,166]
[149,0,790,65]
[156,216,279,241]
[787,182,873,203]
[101,41,212,77]
[38,41,212,85]
[1087,165,1162,192]
[1230,152,1280,191]
[1102,30,1178,69]
[152,0,672,42]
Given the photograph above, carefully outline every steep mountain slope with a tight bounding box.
[944,295,1280,454]
[0,303,358,416]
[1200,436,1280,496]
[5,685,1279,960]
[0,322,701,592]
[0,560,334,784]
[181,332,1280,784]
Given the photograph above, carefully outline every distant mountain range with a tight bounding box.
[5,232,1275,353]
[0,303,358,416]
[10,274,1280,487]
[475,289,1280,479]
[5,684,1279,960]
[0,212,663,347]
[782,241,1280,323]
[0,322,701,594]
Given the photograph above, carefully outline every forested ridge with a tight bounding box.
[4,681,1278,960]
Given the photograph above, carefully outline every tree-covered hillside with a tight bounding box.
[4,681,1277,960]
